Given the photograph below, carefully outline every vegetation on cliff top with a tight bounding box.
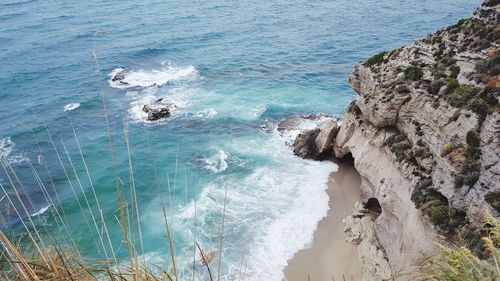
[421,212,500,280]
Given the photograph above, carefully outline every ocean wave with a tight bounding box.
[30,205,51,217]
[202,149,229,173]
[165,128,337,281]
[108,62,197,89]
[63,102,80,112]
[278,114,336,146]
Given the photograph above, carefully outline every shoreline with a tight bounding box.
[283,158,362,281]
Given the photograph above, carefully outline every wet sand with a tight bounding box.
[284,160,362,281]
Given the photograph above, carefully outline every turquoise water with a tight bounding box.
[0,0,481,279]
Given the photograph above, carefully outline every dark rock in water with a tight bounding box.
[147,108,170,121]
[112,69,129,84]
[293,128,321,159]
[142,99,173,121]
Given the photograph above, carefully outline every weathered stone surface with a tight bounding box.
[315,119,338,156]
[344,203,393,281]
[335,110,437,280]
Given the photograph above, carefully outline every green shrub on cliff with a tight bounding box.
[475,54,500,78]
[454,130,482,188]
[449,65,460,78]
[449,85,479,107]
[404,65,424,80]
[445,79,460,94]
[466,131,481,147]
[412,177,468,233]
[485,192,500,213]
[366,51,387,66]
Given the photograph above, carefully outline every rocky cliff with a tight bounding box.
[286,1,499,280]
[335,1,499,279]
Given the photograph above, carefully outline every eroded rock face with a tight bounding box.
[333,2,499,280]
[343,202,392,281]
[315,119,339,155]
[335,109,438,280]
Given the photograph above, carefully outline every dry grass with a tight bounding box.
[0,34,230,281]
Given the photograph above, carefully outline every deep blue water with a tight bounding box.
[0,0,481,279]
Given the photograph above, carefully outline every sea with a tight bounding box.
[0,0,481,280]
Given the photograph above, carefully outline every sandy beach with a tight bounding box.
[284,159,362,281]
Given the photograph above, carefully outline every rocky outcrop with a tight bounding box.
[292,128,321,159]
[278,114,338,160]
[286,1,499,280]
[332,1,499,280]
[142,98,173,121]
[111,69,130,85]
[315,119,339,155]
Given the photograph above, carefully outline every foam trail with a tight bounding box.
[30,205,51,217]
[0,137,14,161]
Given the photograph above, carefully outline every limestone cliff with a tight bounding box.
[333,1,499,280]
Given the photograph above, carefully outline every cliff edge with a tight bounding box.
[285,1,499,280]
[335,0,499,279]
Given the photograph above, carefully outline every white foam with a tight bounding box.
[279,114,335,146]
[195,109,218,120]
[127,86,191,123]
[108,63,197,89]
[0,137,27,165]
[202,149,229,173]
[0,137,14,161]
[31,205,51,217]
[63,103,80,112]
[157,127,336,281]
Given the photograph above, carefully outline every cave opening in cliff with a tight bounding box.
[365,198,382,220]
